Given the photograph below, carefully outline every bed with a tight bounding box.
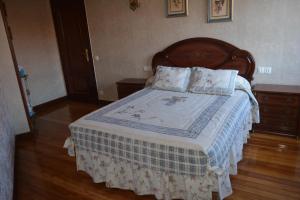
[64,38,259,200]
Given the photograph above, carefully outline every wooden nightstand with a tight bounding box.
[116,78,146,99]
[253,84,300,138]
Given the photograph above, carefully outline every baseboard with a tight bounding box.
[33,96,68,113]
[33,97,112,113]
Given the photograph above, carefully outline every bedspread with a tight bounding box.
[65,88,258,199]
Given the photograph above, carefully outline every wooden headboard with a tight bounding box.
[152,38,255,82]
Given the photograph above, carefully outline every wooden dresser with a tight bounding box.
[116,78,146,99]
[253,84,300,138]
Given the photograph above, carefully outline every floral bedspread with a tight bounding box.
[65,88,257,199]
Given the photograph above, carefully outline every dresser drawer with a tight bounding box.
[256,93,299,106]
[260,105,299,119]
[253,84,300,138]
[257,117,298,135]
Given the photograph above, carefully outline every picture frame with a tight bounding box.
[208,0,233,23]
[129,0,140,11]
[167,0,188,17]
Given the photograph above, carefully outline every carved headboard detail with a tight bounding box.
[152,38,255,82]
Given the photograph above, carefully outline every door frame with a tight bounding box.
[50,0,99,103]
[0,0,32,132]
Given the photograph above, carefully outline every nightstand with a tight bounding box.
[116,78,146,99]
[253,84,300,138]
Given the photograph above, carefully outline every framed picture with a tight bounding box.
[129,0,140,11]
[208,0,233,23]
[167,0,188,17]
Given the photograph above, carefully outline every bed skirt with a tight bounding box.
[64,115,252,200]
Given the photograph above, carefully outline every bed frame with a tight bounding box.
[152,38,255,200]
[152,37,255,83]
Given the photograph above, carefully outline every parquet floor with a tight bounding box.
[13,100,300,200]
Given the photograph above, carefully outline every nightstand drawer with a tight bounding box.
[260,105,299,119]
[258,117,298,134]
[256,93,299,106]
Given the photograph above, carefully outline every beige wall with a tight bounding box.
[0,15,30,134]
[85,0,300,101]
[4,0,66,106]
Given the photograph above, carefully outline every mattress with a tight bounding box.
[68,88,255,176]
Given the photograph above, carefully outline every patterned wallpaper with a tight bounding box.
[85,0,300,101]
[0,88,15,200]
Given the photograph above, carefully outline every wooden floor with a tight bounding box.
[13,100,300,200]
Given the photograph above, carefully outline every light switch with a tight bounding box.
[94,55,100,61]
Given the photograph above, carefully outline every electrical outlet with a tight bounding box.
[258,66,272,74]
[264,67,272,74]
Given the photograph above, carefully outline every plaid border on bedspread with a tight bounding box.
[71,127,208,176]
[208,99,250,168]
[70,95,251,176]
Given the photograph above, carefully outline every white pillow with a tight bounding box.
[188,67,238,96]
[152,66,191,92]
